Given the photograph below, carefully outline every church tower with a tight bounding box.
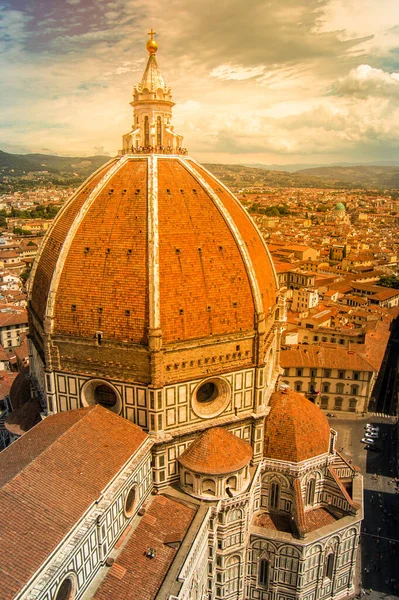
[121,29,184,153]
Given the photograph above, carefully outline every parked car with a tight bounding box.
[364,430,379,438]
[365,424,379,432]
[361,437,375,444]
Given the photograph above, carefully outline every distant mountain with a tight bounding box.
[1,150,399,190]
[296,165,399,189]
[203,163,338,189]
[246,161,399,173]
[0,150,110,177]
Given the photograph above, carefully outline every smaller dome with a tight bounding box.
[335,202,345,211]
[179,427,253,475]
[264,390,330,462]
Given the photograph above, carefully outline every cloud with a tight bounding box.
[210,64,265,81]
[333,64,399,98]
[1,0,399,164]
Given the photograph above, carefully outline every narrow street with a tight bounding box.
[329,416,399,599]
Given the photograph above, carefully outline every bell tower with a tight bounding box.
[121,30,184,153]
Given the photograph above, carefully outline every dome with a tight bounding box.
[178,427,253,475]
[264,390,331,462]
[29,156,277,347]
[335,202,345,211]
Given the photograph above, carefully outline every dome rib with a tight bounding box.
[148,155,161,331]
[189,159,278,315]
[43,155,132,332]
[180,157,264,317]
[29,157,118,321]
[178,427,253,475]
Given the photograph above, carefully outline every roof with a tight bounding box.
[0,309,28,328]
[264,390,331,462]
[93,495,196,600]
[0,406,148,600]
[280,345,376,372]
[30,156,277,346]
[335,202,345,211]
[178,427,253,475]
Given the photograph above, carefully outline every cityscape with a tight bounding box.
[0,5,399,600]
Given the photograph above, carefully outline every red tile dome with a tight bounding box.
[29,155,277,347]
[178,427,253,475]
[264,390,331,462]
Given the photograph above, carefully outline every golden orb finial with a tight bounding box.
[146,28,158,54]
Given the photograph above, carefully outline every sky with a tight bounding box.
[1,0,399,165]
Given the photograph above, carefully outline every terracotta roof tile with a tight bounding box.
[179,427,252,475]
[93,495,196,600]
[280,346,375,372]
[264,390,330,463]
[0,406,148,600]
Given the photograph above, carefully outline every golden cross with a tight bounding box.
[147,29,156,41]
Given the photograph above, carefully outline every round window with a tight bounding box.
[192,378,231,419]
[54,575,76,600]
[124,484,139,517]
[81,380,122,414]
[94,384,117,407]
[197,382,218,403]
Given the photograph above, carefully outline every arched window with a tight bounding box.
[269,482,280,510]
[336,383,344,394]
[156,116,162,146]
[322,382,330,393]
[202,479,216,496]
[351,385,359,395]
[325,553,334,579]
[320,396,328,409]
[259,559,269,589]
[306,479,316,505]
[144,116,149,146]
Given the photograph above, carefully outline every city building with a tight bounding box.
[280,345,377,413]
[1,33,362,600]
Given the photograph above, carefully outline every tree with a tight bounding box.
[378,275,399,289]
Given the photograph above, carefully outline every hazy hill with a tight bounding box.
[247,161,399,173]
[1,150,399,190]
[296,165,399,189]
[204,163,343,189]
[0,150,110,177]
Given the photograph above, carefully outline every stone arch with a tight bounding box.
[278,544,300,558]
[262,472,290,489]
[343,527,358,540]
[202,478,216,496]
[226,475,237,491]
[227,507,243,523]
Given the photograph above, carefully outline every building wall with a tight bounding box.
[20,448,153,600]
[281,367,373,413]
